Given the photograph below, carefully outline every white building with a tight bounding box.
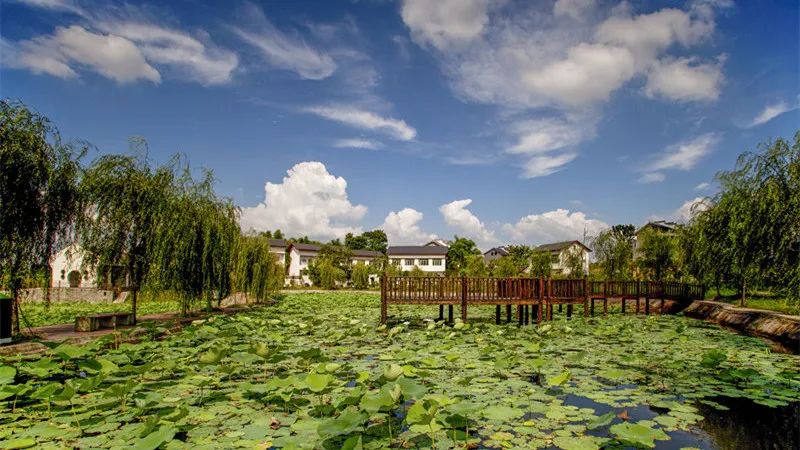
[351,249,382,285]
[268,239,288,266]
[287,243,321,285]
[51,244,98,288]
[535,241,591,276]
[387,246,448,273]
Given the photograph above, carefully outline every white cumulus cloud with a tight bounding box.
[503,208,608,244]
[240,161,367,240]
[674,196,709,222]
[401,0,491,50]
[439,199,497,247]
[522,152,578,178]
[381,208,437,245]
[306,105,417,141]
[638,172,666,184]
[644,57,723,102]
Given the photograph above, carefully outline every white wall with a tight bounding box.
[389,255,446,273]
[287,248,317,285]
[551,244,590,276]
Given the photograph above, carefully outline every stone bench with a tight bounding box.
[75,312,133,332]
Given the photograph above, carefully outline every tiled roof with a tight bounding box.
[387,246,449,256]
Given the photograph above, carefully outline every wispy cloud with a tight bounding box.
[745,99,798,128]
[306,104,417,141]
[649,133,718,171]
[232,2,336,80]
[333,138,382,150]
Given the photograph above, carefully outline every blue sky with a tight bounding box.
[2,0,797,249]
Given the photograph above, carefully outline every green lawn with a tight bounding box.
[1,292,798,449]
[704,287,800,315]
[18,298,183,328]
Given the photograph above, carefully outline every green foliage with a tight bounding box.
[2,292,798,448]
[592,225,635,280]
[233,235,284,304]
[345,230,388,253]
[350,263,370,289]
[562,246,587,277]
[310,258,346,289]
[636,228,676,281]
[0,101,84,332]
[408,266,425,277]
[17,299,182,328]
[445,236,481,275]
[529,251,553,278]
[78,142,176,322]
[463,254,488,277]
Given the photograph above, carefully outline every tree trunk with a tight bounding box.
[11,287,20,336]
[131,289,138,325]
[740,278,746,307]
[44,267,51,307]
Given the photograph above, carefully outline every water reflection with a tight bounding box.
[560,394,798,449]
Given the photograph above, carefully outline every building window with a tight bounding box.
[418,259,428,266]
[431,259,442,266]
[405,259,415,265]
[390,259,400,265]
[300,257,308,265]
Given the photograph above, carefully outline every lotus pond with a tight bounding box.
[1,292,798,449]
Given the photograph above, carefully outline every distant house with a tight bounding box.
[535,240,591,276]
[387,245,447,273]
[287,243,321,285]
[633,220,678,257]
[268,239,288,265]
[424,239,451,248]
[51,244,98,288]
[483,246,510,263]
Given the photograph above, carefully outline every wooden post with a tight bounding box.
[495,305,501,324]
[461,276,468,323]
[645,297,650,315]
[591,298,595,316]
[621,297,626,314]
[380,275,387,324]
[583,277,589,317]
[448,305,453,323]
[603,298,608,316]
[506,304,512,323]
[438,305,444,321]
[537,276,544,324]
[566,304,573,318]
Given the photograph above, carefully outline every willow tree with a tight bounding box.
[150,166,239,313]
[78,144,175,324]
[687,133,800,304]
[234,235,283,304]
[0,101,83,334]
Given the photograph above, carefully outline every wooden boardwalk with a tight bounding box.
[380,276,705,324]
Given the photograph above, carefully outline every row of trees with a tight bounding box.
[1,101,284,334]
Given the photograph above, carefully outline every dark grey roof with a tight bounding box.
[636,221,678,234]
[352,249,382,258]
[387,246,449,256]
[268,239,288,249]
[289,243,321,252]
[483,246,510,256]
[535,240,591,252]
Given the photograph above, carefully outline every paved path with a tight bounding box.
[1,305,258,356]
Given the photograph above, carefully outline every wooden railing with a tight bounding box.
[380,276,705,324]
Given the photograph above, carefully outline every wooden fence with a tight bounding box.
[380,276,705,324]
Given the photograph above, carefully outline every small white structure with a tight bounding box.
[387,246,448,273]
[51,244,98,288]
[287,243,321,285]
[535,241,591,276]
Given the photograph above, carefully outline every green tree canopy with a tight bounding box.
[345,230,388,253]
[446,236,481,275]
[592,225,635,280]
